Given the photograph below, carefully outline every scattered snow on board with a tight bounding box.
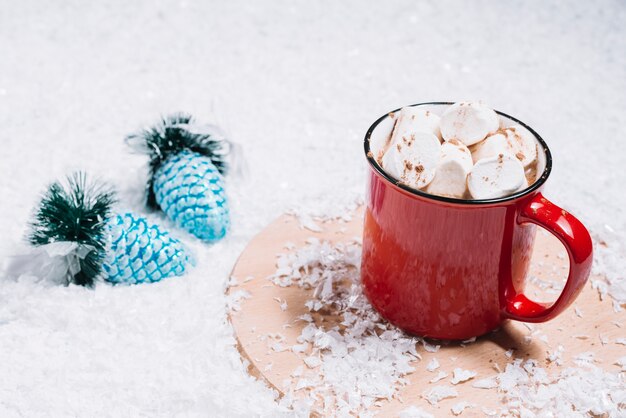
[267,239,626,416]
[269,238,421,416]
[494,359,626,417]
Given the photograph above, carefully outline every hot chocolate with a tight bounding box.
[375,102,539,200]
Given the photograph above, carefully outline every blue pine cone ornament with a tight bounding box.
[126,113,231,242]
[29,173,193,286]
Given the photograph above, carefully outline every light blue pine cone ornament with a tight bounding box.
[29,173,193,287]
[102,213,192,284]
[126,114,231,242]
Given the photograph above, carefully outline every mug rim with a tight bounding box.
[364,101,553,205]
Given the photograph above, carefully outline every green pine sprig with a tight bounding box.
[29,172,115,286]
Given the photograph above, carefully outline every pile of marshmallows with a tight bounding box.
[378,102,538,200]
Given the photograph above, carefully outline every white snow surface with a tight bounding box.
[0,1,625,416]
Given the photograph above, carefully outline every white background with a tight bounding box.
[1,1,624,416]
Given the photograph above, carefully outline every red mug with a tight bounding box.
[361,102,593,340]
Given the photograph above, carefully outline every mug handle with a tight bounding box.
[503,193,593,322]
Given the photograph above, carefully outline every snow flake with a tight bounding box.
[303,356,321,369]
[399,406,434,418]
[422,340,440,353]
[429,371,448,383]
[422,385,458,405]
[228,276,238,287]
[298,313,313,322]
[546,345,565,366]
[295,378,314,390]
[271,342,288,352]
[481,407,498,416]
[225,290,251,312]
[450,368,477,384]
[425,358,440,372]
[472,377,498,389]
[573,351,596,366]
[297,213,323,232]
[461,336,476,344]
[451,401,473,415]
[291,343,307,353]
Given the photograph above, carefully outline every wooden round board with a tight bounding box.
[227,208,624,416]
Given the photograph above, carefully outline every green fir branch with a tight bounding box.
[29,172,115,286]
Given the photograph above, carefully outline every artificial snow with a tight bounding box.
[429,371,448,384]
[421,385,458,405]
[472,377,499,389]
[494,360,626,417]
[425,358,440,372]
[546,345,565,366]
[1,1,625,416]
[422,340,441,353]
[303,356,321,369]
[451,401,474,415]
[450,368,477,385]
[398,405,434,418]
[269,239,421,415]
[573,351,596,366]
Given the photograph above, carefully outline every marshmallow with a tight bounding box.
[506,125,538,168]
[391,106,442,141]
[471,126,537,167]
[471,127,537,168]
[381,141,402,179]
[517,175,530,192]
[467,154,526,199]
[426,139,473,198]
[470,131,512,163]
[382,131,440,189]
[440,102,499,146]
